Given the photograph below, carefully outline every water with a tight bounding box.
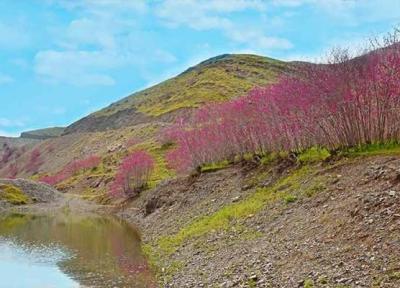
[0,213,155,288]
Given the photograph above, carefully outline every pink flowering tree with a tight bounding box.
[164,35,400,173]
[25,148,43,174]
[39,155,101,186]
[110,151,155,198]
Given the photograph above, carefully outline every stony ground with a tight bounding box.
[119,155,400,288]
[0,178,102,215]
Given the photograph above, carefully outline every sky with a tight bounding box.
[0,0,399,137]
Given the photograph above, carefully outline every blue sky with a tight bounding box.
[0,0,399,137]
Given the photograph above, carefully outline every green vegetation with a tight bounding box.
[341,141,400,157]
[298,147,331,163]
[389,271,400,280]
[156,165,315,255]
[304,182,326,197]
[283,194,297,203]
[0,184,29,205]
[303,279,314,288]
[94,54,288,118]
[130,139,175,188]
[200,160,230,173]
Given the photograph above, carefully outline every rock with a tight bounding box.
[232,196,240,202]
[249,274,258,281]
[388,190,396,197]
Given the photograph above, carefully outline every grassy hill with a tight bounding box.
[64,54,289,134]
[20,127,65,140]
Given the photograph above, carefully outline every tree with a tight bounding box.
[25,148,43,174]
[165,32,400,173]
[39,155,101,186]
[110,151,154,198]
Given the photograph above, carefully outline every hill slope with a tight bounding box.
[64,54,289,134]
[120,153,400,287]
[21,127,65,140]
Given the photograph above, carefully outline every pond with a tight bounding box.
[0,213,155,288]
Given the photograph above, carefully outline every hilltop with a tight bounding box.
[21,127,65,140]
[64,54,289,134]
[0,53,290,189]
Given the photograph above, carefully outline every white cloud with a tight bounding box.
[273,0,400,23]
[35,50,116,86]
[156,0,267,29]
[35,0,177,86]
[155,0,292,50]
[228,29,293,49]
[51,0,148,14]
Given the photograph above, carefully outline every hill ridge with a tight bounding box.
[63,54,289,134]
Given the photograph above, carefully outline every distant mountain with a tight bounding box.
[20,127,65,140]
[64,54,290,134]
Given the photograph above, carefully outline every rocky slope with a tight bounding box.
[118,153,400,288]
[0,178,62,210]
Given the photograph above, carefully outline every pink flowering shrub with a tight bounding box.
[110,151,154,198]
[40,155,101,186]
[7,162,18,179]
[166,43,400,173]
[24,149,43,174]
[1,143,15,167]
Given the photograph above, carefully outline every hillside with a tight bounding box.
[20,127,65,140]
[64,54,289,134]
[2,48,400,287]
[0,136,39,147]
[119,152,400,287]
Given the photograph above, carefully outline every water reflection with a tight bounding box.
[0,213,155,288]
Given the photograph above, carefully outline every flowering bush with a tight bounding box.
[7,162,18,179]
[110,151,154,198]
[39,155,101,186]
[166,42,400,173]
[25,149,43,174]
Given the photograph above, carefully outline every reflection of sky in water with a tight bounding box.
[0,237,80,288]
[0,214,153,288]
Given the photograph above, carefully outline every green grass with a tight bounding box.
[156,165,314,255]
[93,54,288,118]
[128,139,175,188]
[283,194,297,203]
[389,271,400,280]
[200,160,230,173]
[304,182,326,197]
[259,151,288,165]
[303,279,314,288]
[0,184,29,205]
[341,141,400,157]
[298,147,331,163]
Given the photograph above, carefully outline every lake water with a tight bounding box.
[0,213,155,288]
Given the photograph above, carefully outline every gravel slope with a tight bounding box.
[119,156,400,288]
